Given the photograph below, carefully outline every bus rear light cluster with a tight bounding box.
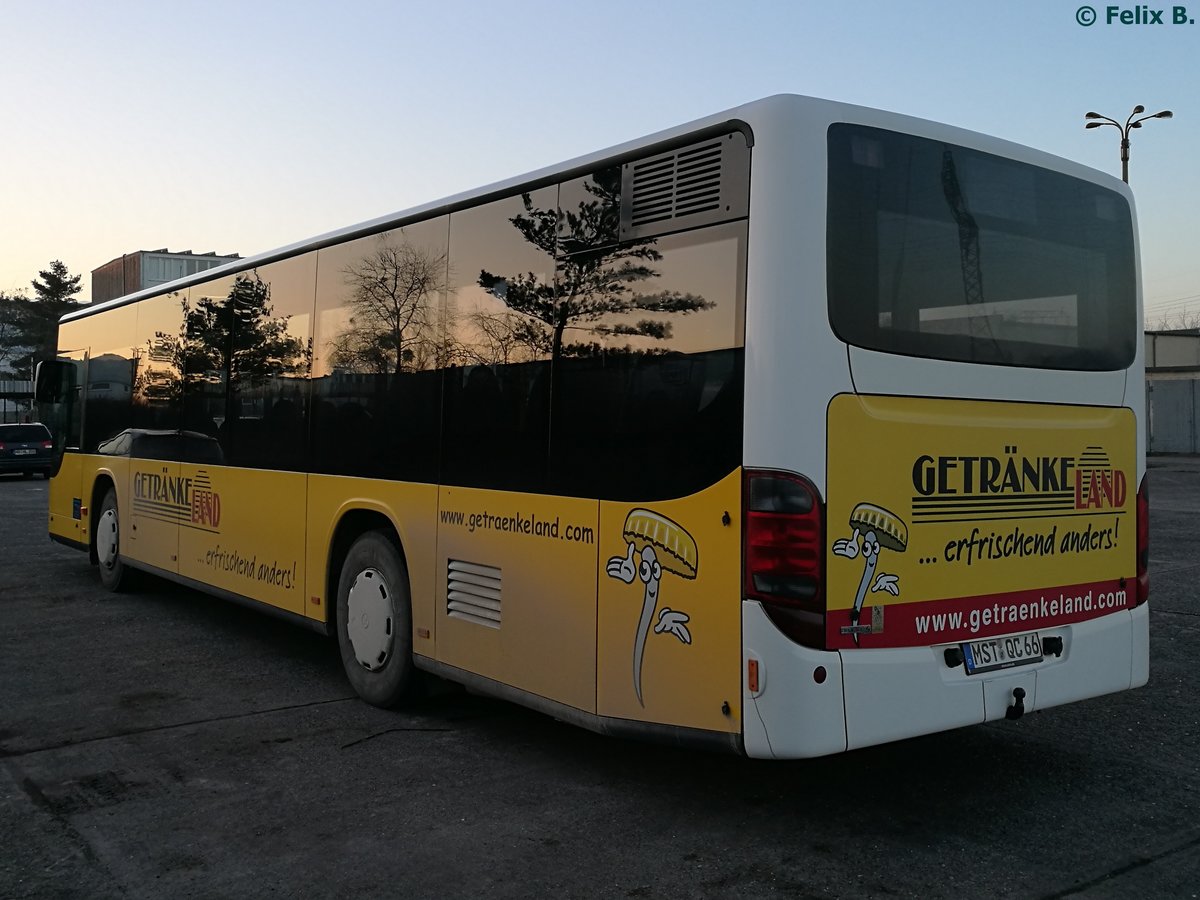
[1136,474,1149,605]
[743,469,825,648]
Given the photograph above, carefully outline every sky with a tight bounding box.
[2,0,1197,325]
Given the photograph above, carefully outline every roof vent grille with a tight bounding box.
[621,131,749,240]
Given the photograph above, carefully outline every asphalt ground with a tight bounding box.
[1,461,1198,899]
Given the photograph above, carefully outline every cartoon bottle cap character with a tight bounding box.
[622,508,698,580]
[608,508,699,706]
[834,502,908,645]
[848,502,908,552]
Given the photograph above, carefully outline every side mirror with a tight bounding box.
[34,360,68,403]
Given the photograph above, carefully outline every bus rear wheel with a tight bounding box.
[336,530,415,708]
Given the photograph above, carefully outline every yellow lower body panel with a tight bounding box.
[597,469,743,734]
[55,453,744,737]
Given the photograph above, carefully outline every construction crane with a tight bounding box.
[940,149,985,308]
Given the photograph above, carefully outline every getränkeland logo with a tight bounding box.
[910,444,1126,524]
[132,469,222,531]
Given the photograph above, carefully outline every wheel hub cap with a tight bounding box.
[347,568,393,671]
[97,509,119,569]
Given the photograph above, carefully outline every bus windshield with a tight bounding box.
[827,124,1137,371]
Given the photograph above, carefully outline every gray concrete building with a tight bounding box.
[91,249,240,304]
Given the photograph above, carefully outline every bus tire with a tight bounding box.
[336,530,415,708]
[96,487,132,592]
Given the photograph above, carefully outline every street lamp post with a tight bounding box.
[1085,105,1173,183]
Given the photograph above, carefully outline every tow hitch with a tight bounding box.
[1005,687,1026,721]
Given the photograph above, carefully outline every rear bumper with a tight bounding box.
[743,601,849,758]
[743,599,1149,759]
[0,457,51,473]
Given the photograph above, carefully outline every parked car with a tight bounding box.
[95,428,224,464]
[0,422,54,478]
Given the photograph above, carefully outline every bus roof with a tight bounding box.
[64,93,1127,324]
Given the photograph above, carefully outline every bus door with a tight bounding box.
[39,348,87,547]
[126,448,181,577]
[171,262,312,616]
[176,462,307,616]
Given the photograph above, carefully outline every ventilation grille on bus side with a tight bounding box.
[447,560,501,628]
[620,131,750,241]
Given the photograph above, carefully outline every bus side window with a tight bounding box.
[312,217,448,482]
[131,291,185,460]
[82,305,138,454]
[222,258,314,472]
[443,189,557,493]
[181,279,234,462]
[549,220,746,501]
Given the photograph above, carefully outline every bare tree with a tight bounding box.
[1150,307,1200,332]
[331,234,447,376]
[461,310,552,364]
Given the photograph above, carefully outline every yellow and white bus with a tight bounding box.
[38,95,1148,758]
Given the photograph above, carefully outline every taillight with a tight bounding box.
[0,442,5,451]
[41,441,53,449]
[744,469,825,647]
[1136,473,1149,605]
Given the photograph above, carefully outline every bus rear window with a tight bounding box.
[827,124,1136,371]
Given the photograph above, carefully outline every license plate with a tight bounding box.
[13,449,35,456]
[963,631,1043,675]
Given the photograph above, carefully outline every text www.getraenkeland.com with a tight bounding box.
[439,508,595,544]
[915,587,1129,636]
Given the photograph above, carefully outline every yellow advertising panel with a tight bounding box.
[826,394,1136,649]
[597,469,742,733]
[176,465,307,615]
[435,487,599,713]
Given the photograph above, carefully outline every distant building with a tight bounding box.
[1145,328,1200,374]
[1145,329,1200,453]
[1,379,33,424]
[91,249,240,304]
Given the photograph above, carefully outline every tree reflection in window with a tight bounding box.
[130,272,310,465]
[477,168,714,362]
[468,165,745,500]
[312,226,448,481]
[331,235,448,376]
[181,272,309,395]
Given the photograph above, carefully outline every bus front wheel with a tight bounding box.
[96,487,132,592]
[335,530,415,708]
